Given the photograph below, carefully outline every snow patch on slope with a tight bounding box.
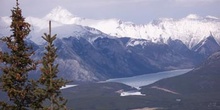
[120,90,145,96]
[151,86,180,95]
[60,85,77,90]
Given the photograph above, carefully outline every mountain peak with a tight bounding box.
[192,34,220,57]
[50,6,73,17]
[185,14,201,19]
[44,6,75,24]
[206,32,216,42]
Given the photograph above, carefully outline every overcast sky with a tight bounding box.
[1,0,220,24]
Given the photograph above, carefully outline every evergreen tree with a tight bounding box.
[39,21,67,110]
[0,1,68,109]
[0,0,43,109]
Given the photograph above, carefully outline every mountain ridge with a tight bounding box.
[1,6,220,48]
[41,6,220,48]
[1,6,220,81]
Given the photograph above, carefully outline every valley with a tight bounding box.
[1,5,220,110]
[1,7,220,81]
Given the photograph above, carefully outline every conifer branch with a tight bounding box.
[39,21,67,110]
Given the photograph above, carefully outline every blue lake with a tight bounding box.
[106,69,192,89]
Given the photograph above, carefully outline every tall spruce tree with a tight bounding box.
[0,0,43,109]
[39,21,67,110]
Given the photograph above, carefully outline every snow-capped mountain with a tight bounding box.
[192,34,220,57]
[1,6,220,48]
[42,6,220,49]
[1,6,220,81]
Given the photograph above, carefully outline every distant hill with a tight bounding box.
[145,51,220,94]
[141,51,220,110]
